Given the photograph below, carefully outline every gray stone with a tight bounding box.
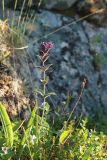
[1,0,107,27]
[101,91,107,113]
[0,0,78,10]
[37,10,62,28]
[43,0,78,10]
[76,0,107,26]
[2,8,107,117]
[63,51,70,61]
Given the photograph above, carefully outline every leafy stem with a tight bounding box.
[41,61,46,125]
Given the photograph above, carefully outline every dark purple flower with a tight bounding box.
[40,42,53,53]
[39,42,54,61]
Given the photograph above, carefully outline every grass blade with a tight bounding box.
[0,102,13,147]
[18,105,36,158]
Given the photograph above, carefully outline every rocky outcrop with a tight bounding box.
[0,63,30,119]
[42,0,78,10]
[76,0,107,26]
[0,3,107,118]
[1,0,107,26]
[18,10,107,117]
[0,0,78,10]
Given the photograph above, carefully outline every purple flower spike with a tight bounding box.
[40,42,54,53]
[39,42,54,61]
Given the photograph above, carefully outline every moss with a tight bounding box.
[93,53,106,70]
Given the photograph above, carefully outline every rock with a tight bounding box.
[60,42,69,48]
[99,68,107,112]
[43,0,78,10]
[0,0,37,9]
[0,0,78,10]
[1,0,107,27]
[37,10,62,28]
[0,63,30,118]
[0,7,107,118]
[76,0,107,26]
[101,91,107,112]
[63,51,70,61]
[21,10,107,116]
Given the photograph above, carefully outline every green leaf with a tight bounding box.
[12,120,24,133]
[40,76,49,85]
[45,92,56,98]
[0,51,11,62]
[35,89,44,96]
[0,102,13,147]
[18,106,36,158]
[41,102,50,114]
[59,130,71,145]
[45,64,53,71]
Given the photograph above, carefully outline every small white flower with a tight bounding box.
[2,146,8,154]
[30,135,36,145]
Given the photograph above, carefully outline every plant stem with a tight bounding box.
[41,61,46,125]
[43,62,46,96]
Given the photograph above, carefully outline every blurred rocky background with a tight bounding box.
[0,0,107,121]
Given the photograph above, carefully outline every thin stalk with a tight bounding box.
[22,0,31,34]
[35,93,39,140]
[2,0,4,19]
[55,79,86,142]
[37,0,43,10]
[18,0,26,27]
[23,127,33,160]
[41,61,46,126]
[11,0,18,27]
[43,66,46,98]
[66,79,86,124]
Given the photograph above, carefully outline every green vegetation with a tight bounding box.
[93,53,106,70]
[0,106,107,159]
[0,19,26,63]
[0,40,106,159]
